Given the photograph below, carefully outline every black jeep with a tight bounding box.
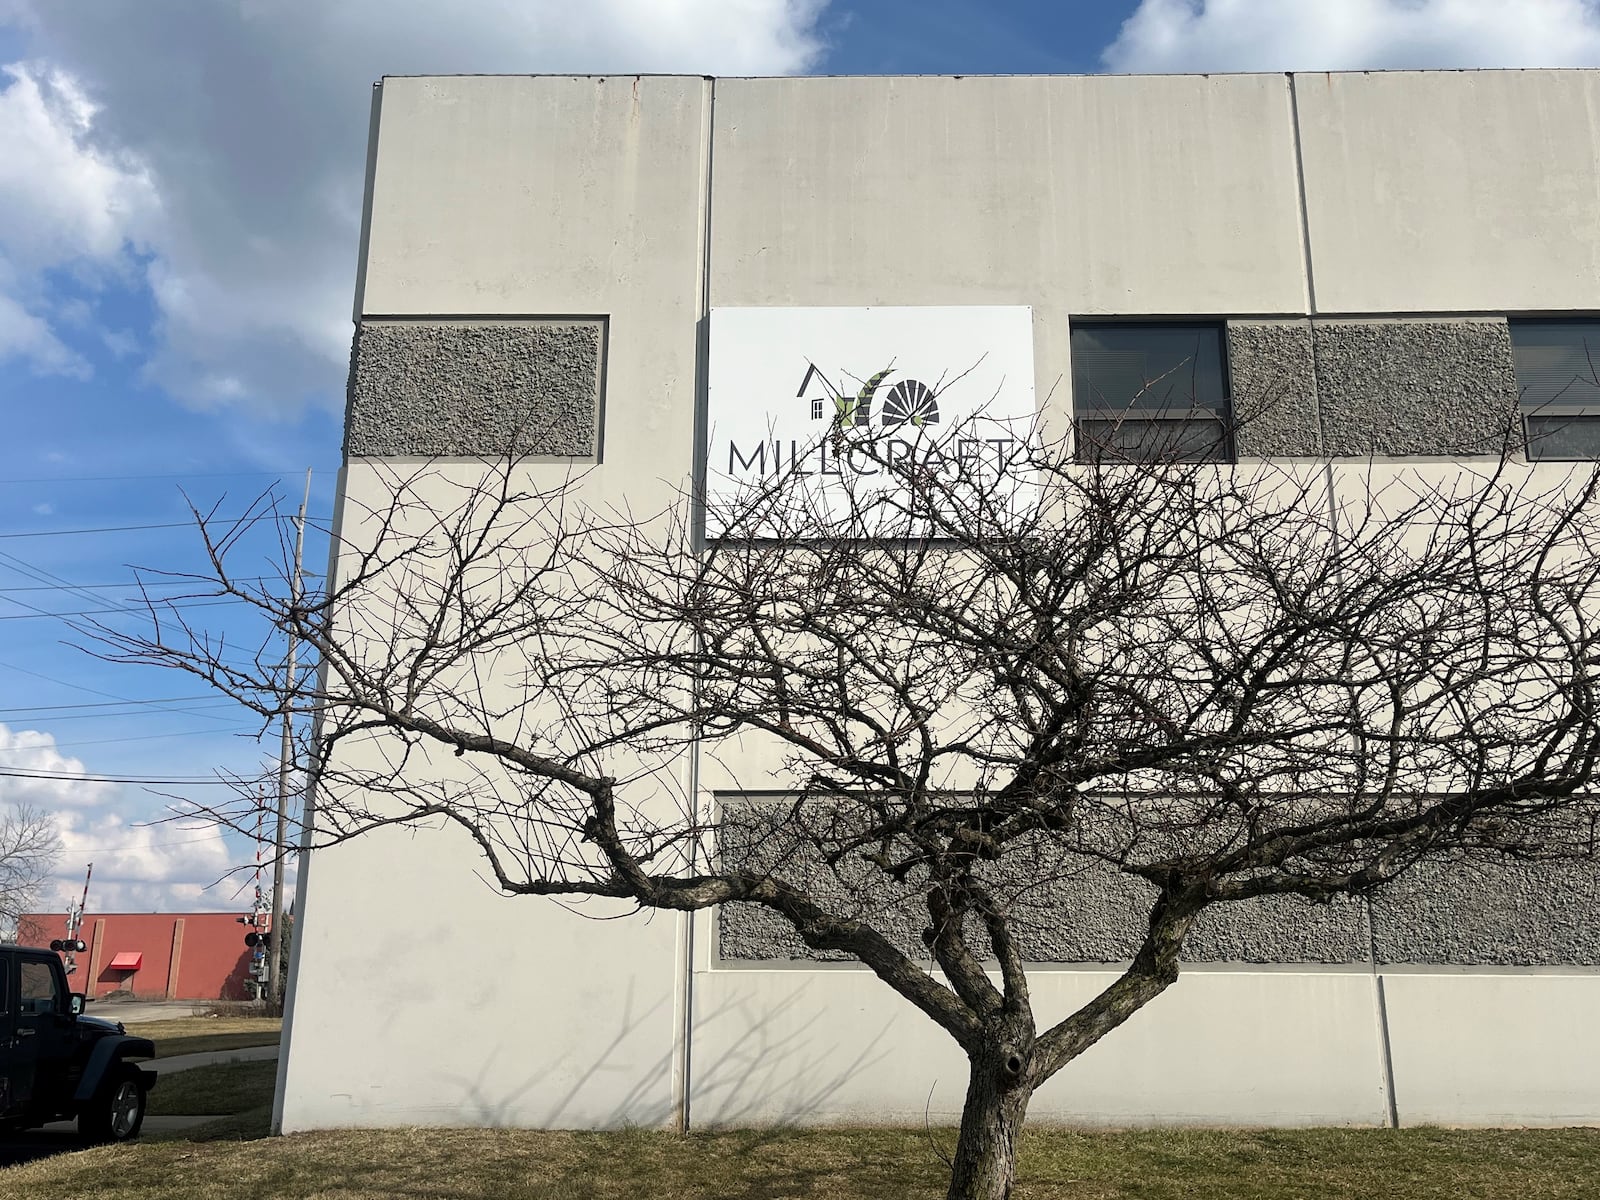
[0,944,157,1142]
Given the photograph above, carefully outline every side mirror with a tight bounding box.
[69,993,85,1016]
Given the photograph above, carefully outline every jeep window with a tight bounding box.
[0,960,7,1013]
[19,960,61,1016]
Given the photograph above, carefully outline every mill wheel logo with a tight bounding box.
[881,379,939,427]
[797,363,942,430]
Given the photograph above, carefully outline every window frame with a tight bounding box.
[1508,317,1600,463]
[1069,320,1235,465]
[18,958,62,1017]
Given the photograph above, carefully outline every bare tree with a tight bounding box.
[0,803,61,935]
[96,421,1600,1200]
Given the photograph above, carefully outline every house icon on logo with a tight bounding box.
[797,363,868,425]
[796,362,941,429]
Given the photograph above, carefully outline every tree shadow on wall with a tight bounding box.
[427,971,898,1140]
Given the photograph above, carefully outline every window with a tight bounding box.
[1071,322,1232,463]
[19,960,60,1016]
[1509,319,1600,461]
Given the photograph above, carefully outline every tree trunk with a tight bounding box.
[946,1045,1034,1200]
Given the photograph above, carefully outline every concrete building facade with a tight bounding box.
[277,70,1600,1134]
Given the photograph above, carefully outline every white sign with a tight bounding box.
[704,306,1037,535]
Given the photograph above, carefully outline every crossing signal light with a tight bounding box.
[48,939,87,953]
[244,931,272,949]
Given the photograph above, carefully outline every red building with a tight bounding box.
[16,912,259,1001]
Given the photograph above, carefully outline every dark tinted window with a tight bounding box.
[1509,320,1600,461]
[19,960,59,1016]
[1071,323,1231,463]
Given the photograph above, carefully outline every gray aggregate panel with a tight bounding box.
[345,321,603,458]
[1313,320,1520,457]
[1227,321,1322,458]
[715,800,1366,965]
[1370,857,1600,966]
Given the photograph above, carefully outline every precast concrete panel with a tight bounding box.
[279,826,682,1131]
[1296,70,1600,314]
[708,74,1310,432]
[361,74,708,317]
[297,76,712,1128]
[280,460,689,1131]
[1227,320,1323,458]
[1380,973,1600,1125]
[344,320,606,459]
[360,75,710,509]
[689,958,1389,1127]
[716,797,1370,966]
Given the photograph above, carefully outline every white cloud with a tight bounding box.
[100,328,137,359]
[0,62,158,270]
[0,289,90,378]
[50,807,241,914]
[0,723,116,809]
[1105,0,1600,73]
[0,61,157,379]
[0,1,827,413]
[0,722,269,914]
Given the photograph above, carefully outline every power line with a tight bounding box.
[2,704,243,725]
[0,725,256,751]
[0,645,254,734]
[0,696,223,714]
[0,514,330,539]
[0,540,317,635]
[0,766,242,786]
[0,468,336,485]
[66,832,239,853]
[0,578,276,593]
[0,657,216,714]
[0,548,155,623]
[0,521,192,538]
[0,551,258,628]
[0,598,240,621]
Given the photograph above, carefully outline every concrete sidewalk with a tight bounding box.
[151,1043,280,1074]
[39,1114,221,1135]
[81,999,213,1023]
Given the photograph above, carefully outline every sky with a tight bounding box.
[4,0,1600,921]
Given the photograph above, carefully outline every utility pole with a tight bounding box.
[267,468,311,1003]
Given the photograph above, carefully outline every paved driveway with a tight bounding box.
[81,998,216,1024]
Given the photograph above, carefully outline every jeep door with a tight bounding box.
[0,958,15,1116]
[12,954,76,1115]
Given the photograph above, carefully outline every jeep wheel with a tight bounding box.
[80,1065,147,1143]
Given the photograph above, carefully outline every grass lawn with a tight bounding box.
[147,1059,277,1118]
[4,1126,1599,1199]
[121,1016,282,1061]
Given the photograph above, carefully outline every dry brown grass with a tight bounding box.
[4,1125,1599,1200]
[122,1016,282,1061]
[147,1060,277,1117]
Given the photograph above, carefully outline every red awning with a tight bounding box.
[107,951,142,971]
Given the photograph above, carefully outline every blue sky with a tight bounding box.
[4,0,1600,916]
